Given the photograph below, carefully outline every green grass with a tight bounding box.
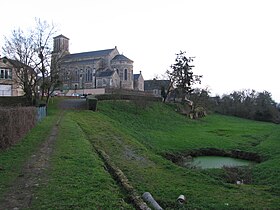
[31,112,132,209]
[69,101,280,209]
[1,99,279,209]
[0,110,58,198]
[98,101,279,155]
[96,101,280,196]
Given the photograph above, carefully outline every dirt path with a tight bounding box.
[0,114,63,210]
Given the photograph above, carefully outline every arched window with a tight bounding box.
[124,69,128,80]
[89,69,92,82]
[85,68,92,82]
[75,70,79,82]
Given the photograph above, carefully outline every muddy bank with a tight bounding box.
[164,148,262,165]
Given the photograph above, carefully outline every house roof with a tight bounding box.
[144,80,170,91]
[134,71,143,80]
[112,54,133,62]
[1,57,33,71]
[63,48,116,60]
[133,74,140,80]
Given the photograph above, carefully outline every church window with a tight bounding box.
[74,70,79,82]
[102,78,107,86]
[85,69,88,82]
[124,69,128,80]
[85,68,92,82]
[89,70,92,82]
[85,69,89,82]
[97,79,102,87]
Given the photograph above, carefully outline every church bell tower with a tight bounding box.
[52,34,70,54]
[51,35,70,77]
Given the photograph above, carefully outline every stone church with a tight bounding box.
[51,35,144,94]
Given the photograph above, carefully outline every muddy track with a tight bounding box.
[0,114,63,210]
[75,122,151,210]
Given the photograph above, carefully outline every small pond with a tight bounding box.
[189,156,255,169]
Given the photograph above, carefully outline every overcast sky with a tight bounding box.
[1,0,279,102]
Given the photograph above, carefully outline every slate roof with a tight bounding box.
[112,54,133,62]
[53,34,69,40]
[133,74,140,80]
[96,70,115,77]
[62,48,116,60]
[61,58,101,65]
[144,80,170,91]
[1,57,33,71]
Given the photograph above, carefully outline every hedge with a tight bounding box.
[0,107,36,150]
[94,93,162,102]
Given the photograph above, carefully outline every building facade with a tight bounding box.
[52,35,143,93]
[0,57,27,96]
[144,79,170,97]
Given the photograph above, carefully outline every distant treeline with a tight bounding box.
[207,90,280,123]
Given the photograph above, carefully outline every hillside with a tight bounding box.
[1,99,279,209]
[72,100,280,209]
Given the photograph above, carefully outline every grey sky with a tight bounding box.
[1,0,279,101]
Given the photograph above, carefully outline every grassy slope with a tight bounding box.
[99,101,279,156]
[1,99,279,209]
[0,98,133,209]
[31,112,132,209]
[70,100,280,209]
[0,100,60,197]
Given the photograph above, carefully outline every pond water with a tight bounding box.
[189,156,254,169]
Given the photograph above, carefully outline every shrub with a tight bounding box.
[87,98,98,111]
[95,93,161,102]
[0,96,30,107]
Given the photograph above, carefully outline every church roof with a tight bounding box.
[61,58,101,65]
[53,34,69,40]
[63,48,116,60]
[112,54,133,62]
[96,69,115,77]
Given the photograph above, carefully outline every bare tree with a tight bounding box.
[32,18,57,103]
[2,29,38,104]
[2,18,59,105]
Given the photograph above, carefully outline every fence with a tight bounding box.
[37,106,47,122]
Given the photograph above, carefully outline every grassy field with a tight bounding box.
[31,112,133,209]
[1,99,279,209]
[71,100,279,209]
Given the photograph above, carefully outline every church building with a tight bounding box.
[51,35,144,94]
